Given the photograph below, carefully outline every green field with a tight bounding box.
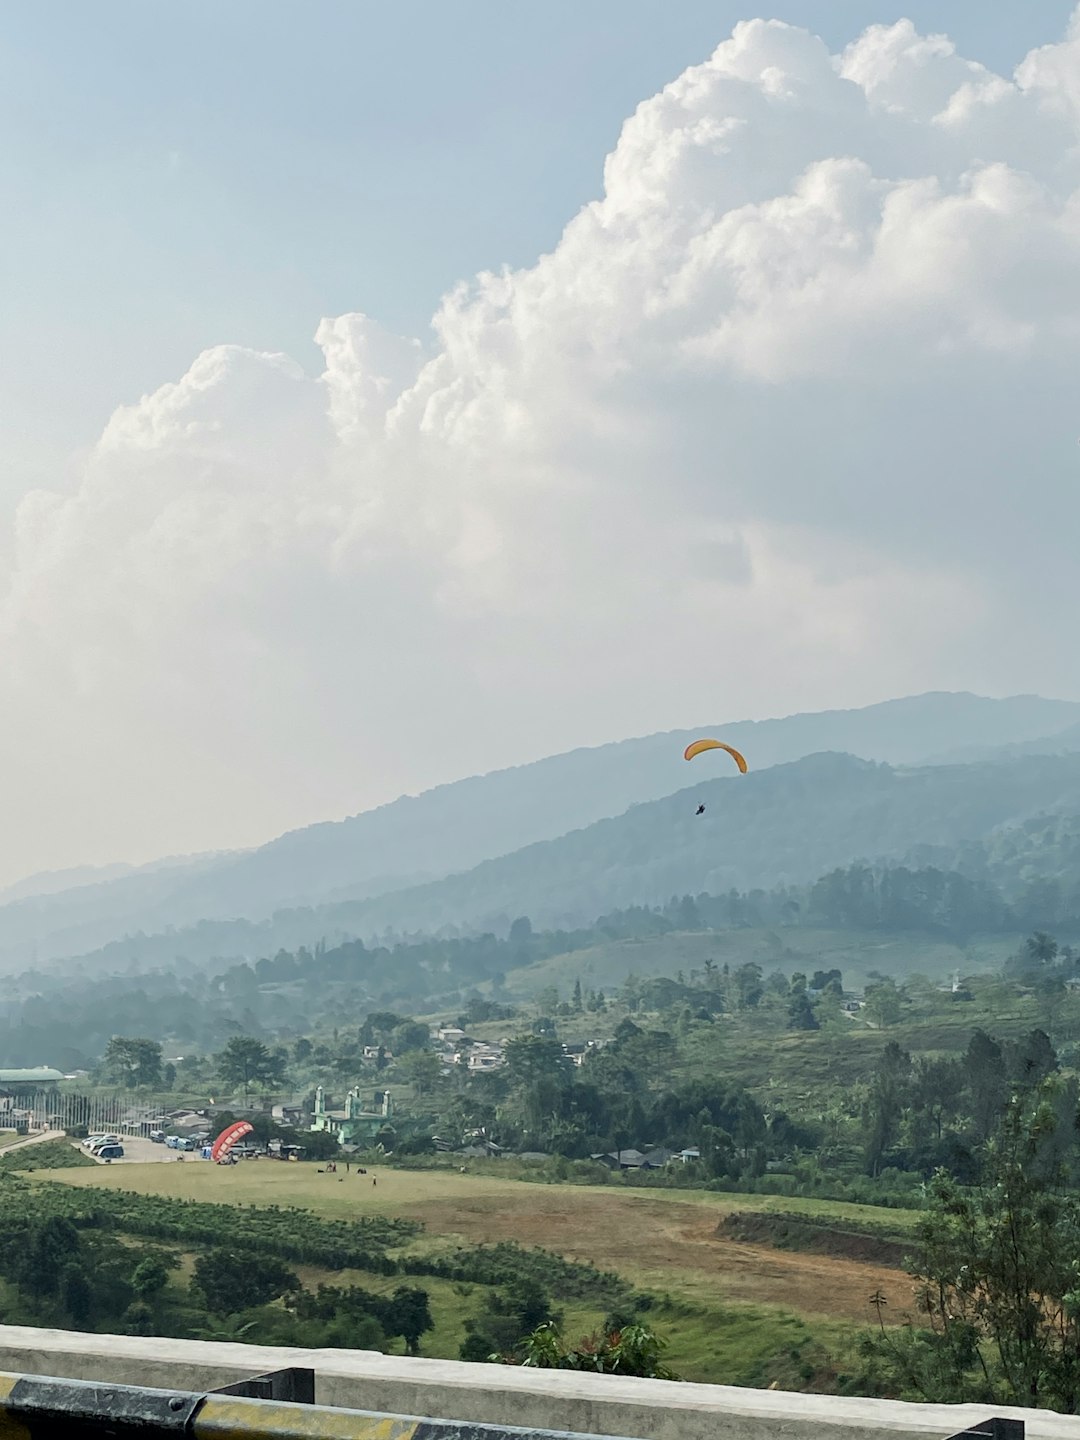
[34,1157,917,1386]
[506,927,1019,1002]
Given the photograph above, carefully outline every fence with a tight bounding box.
[0,1089,154,1135]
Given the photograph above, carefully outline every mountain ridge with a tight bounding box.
[34,744,1080,979]
[4,691,1079,972]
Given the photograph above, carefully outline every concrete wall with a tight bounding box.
[0,1326,1077,1440]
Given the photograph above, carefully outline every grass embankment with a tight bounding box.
[0,1138,95,1169]
[32,1160,918,1386]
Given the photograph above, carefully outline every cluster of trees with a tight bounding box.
[0,1168,644,1363]
[433,1018,814,1176]
[809,866,1010,936]
[0,1212,172,1333]
[861,1026,1060,1178]
[0,1186,667,1369]
[9,850,1076,1073]
[0,1201,433,1352]
[865,1075,1080,1410]
[100,1034,288,1095]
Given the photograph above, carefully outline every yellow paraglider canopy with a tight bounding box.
[683,738,748,772]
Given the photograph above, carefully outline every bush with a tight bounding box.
[511,1322,678,1379]
[193,1251,300,1315]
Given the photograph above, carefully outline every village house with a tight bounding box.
[466,1046,505,1073]
[590,1146,675,1171]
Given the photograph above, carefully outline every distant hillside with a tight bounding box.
[40,746,1080,977]
[1,691,1076,971]
[170,691,1080,916]
[320,750,1080,936]
[926,719,1080,767]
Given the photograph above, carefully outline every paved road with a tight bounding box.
[1,1128,64,1152]
[3,1130,192,1165]
[106,1136,188,1164]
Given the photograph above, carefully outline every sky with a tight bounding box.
[1,2,1079,883]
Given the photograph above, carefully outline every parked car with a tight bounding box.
[149,1129,166,1143]
[95,1144,124,1160]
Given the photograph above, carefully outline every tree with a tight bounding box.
[216,1036,286,1094]
[503,1035,568,1088]
[464,1277,558,1357]
[864,977,903,1029]
[811,968,843,994]
[386,1285,434,1355]
[398,1049,441,1097]
[732,963,763,1010]
[103,1037,162,1089]
[963,1030,1007,1143]
[392,1020,430,1055]
[360,1011,404,1046]
[863,1079,1080,1409]
[131,1253,175,1306]
[60,1263,94,1328]
[509,916,533,948]
[1025,931,1059,967]
[193,1250,299,1315]
[911,1056,963,1142]
[864,1041,911,1176]
[787,992,819,1031]
[1008,1028,1058,1086]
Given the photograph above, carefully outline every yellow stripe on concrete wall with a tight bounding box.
[0,1375,31,1440]
[194,1395,420,1439]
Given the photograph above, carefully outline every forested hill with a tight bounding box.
[0,691,1077,974]
[156,691,1080,919]
[303,750,1080,936]
[41,747,1080,975]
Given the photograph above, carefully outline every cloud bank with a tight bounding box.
[5,12,1080,879]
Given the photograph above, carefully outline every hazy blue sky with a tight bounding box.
[2,3,1080,880]
[1,3,1072,493]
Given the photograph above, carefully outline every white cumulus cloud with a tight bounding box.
[3,11,1080,879]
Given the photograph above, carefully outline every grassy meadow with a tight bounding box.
[33,1156,919,1386]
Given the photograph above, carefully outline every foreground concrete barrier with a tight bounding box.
[0,1327,1073,1440]
[0,1370,640,1439]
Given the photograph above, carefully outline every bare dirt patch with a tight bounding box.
[401,1187,913,1326]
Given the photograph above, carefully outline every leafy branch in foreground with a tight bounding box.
[503,1321,677,1379]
